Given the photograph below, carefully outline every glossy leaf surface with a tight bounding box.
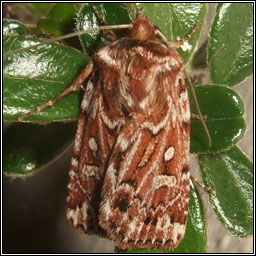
[198,146,253,236]
[3,36,90,121]
[190,85,246,153]
[3,122,76,176]
[3,19,31,35]
[208,3,253,86]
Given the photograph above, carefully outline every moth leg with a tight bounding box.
[155,22,199,50]
[185,68,212,147]
[18,61,94,122]
[190,174,216,195]
[169,21,199,49]
[92,5,117,42]
[191,113,208,120]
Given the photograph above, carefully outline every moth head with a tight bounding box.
[128,9,157,41]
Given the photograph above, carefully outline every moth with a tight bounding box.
[12,7,207,251]
[65,9,194,250]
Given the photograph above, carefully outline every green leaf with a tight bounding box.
[28,3,55,17]
[77,3,132,54]
[36,3,81,48]
[3,122,76,177]
[190,85,246,153]
[208,3,253,86]
[37,3,80,36]
[137,3,207,62]
[3,35,90,122]
[3,19,31,35]
[117,180,206,253]
[198,146,253,237]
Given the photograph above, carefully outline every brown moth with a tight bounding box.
[65,9,194,250]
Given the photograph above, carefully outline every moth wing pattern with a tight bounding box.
[67,14,191,250]
[66,78,101,234]
[100,117,190,249]
[98,50,190,250]
[96,30,190,249]
[67,65,126,235]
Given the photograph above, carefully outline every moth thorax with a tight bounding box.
[128,17,156,41]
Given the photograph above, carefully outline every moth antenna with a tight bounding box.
[184,69,212,147]
[136,8,145,19]
[92,6,106,25]
[4,24,132,57]
[92,5,117,42]
[173,21,200,49]
[190,175,216,196]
